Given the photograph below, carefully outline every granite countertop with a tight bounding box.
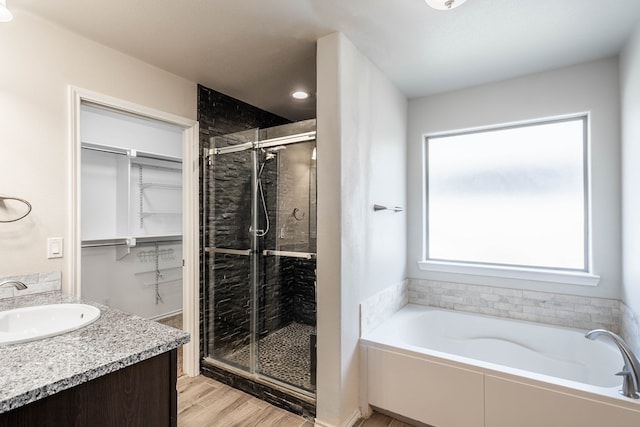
[0,291,190,414]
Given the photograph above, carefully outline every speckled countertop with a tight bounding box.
[0,291,190,414]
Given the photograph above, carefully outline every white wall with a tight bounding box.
[81,244,183,319]
[0,10,196,281]
[407,57,622,299]
[81,104,184,158]
[316,32,407,426]
[621,24,640,315]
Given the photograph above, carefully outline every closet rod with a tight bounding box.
[81,143,182,164]
[81,238,182,248]
[81,144,128,156]
[82,241,128,248]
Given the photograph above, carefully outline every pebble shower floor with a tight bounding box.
[224,322,316,392]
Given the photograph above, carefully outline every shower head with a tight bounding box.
[266,145,286,153]
[262,145,286,161]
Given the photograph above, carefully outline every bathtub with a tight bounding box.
[360,304,640,427]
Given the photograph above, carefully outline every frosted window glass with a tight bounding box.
[427,117,586,270]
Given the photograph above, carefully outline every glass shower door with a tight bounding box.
[255,138,317,393]
[204,128,258,372]
[203,120,317,395]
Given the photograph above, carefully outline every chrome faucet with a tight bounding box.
[0,280,27,290]
[585,329,640,399]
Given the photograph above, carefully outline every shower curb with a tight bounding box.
[200,360,316,420]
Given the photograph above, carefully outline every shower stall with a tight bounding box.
[201,119,317,399]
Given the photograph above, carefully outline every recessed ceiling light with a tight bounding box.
[291,91,310,100]
[425,0,467,10]
[0,0,13,22]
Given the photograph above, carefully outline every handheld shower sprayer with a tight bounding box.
[254,146,285,237]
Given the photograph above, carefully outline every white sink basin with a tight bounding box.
[0,304,101,345]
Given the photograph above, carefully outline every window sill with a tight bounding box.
[417,260,600,287]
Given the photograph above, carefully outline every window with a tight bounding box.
[420,115,598,285]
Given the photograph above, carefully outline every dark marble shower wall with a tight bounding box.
[281,258,316,326]
[258,257,317,338]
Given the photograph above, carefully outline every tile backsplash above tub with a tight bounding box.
[408,278,620,333]
[359,280,408,336]
[0,271,61,299]
[361,278,639,354]
[621,302,640,355]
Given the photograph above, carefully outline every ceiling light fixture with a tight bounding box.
[291,91,310,100]
[425,0,467,10]
[0,0,13,22]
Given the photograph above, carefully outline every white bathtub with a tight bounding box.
[360,304,640,427]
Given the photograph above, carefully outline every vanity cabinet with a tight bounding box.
[0,349,177,427]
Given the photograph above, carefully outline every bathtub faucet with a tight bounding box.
[585,329,640,399]
[0,280,27,290]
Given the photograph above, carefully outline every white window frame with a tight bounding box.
[418,114,600,287]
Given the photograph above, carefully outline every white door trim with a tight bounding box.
[68,86,200,377]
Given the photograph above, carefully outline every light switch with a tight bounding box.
[47,237,63,259]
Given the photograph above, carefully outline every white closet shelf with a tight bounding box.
[134,266,183,275]
[140,183,181,190]
[82,140,183,241]
[82,142,182,164]
[82,234,182,245]
[140,212,182,218]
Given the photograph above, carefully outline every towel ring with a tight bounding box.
[0,196,32,223]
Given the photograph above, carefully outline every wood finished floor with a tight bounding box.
[177,375,312,427]
[353,412,415,427]
[178,376,414,427]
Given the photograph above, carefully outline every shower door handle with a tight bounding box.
[204,247,252,256]
[262,249,316,259]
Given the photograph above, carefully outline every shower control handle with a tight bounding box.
[617,369,640,399]
[248,225,265,235]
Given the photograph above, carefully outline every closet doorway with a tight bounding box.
[69,88,199,377]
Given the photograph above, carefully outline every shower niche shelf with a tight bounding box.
[81,143,182,244]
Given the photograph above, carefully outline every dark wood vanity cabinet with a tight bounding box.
[0,349,177,427]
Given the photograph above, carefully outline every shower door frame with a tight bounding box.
[203,128,317,395]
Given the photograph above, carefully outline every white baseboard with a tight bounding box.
[314,408,361,427]
[344,409,362,427]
